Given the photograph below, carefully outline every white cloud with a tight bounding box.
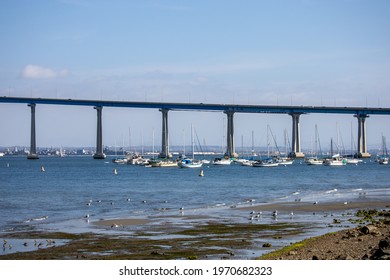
[21,64,69,79]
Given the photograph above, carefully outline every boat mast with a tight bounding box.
[141,129,144,156]
[191,123,195,159]
[267,125,270,158]
[284,129,288,157]
[251,130,255,155]
[314,124,318,157]
[330,138,334,156]
[183,129,186,156]
[152,129,155,159]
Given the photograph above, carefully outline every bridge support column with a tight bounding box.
[159,109,171,158]
[27,103,39,159]
[93,106,106,159]
[355,114,371,158]
[225,111,237,158]
[288,113,305,158]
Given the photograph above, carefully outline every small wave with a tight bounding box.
[215,203,226,207]
[325,188,338,194]
[24,215,49,223]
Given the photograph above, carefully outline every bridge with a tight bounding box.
[1,96,390,159]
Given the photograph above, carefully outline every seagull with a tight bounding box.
[272,210,278,217]
[343,201,348,205]
[86,202,91,206]
[290,212,294,217]
[84,214,89,219]
[126,198,131,202]
[313,201,318,205]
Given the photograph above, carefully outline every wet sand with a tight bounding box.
[92,218,149,227]
[236,200,390,213]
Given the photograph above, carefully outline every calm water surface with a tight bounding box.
[1,156,389,234]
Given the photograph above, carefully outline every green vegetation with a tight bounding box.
[0,222,305,260]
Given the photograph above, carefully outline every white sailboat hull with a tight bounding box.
[305,158,323,165]
[252,161,279,167]
[323,159,346,166]
[212,158,231,165]
[178,159,203,168]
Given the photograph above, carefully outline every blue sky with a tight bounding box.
[1,0,390,153]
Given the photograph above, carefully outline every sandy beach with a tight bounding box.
[236,200,390,213]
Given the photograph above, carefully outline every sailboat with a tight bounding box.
[346,123,359,164]
[212,157,232,165]
[323,139,347,166]
[252,125,279,167]
[178,124,203,168]
[378,134,389,165]
[112,139,127,164]
[305,125,324,165]
[150,158,178,167]
[58,146,65,157]
[276,129,294,165]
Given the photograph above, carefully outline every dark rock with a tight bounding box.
[378,239,390,250]
[312,255,319,260]
[361,224,379,235]
[369,238,390,259]
[262,243,272,248]
[336,254,353,260]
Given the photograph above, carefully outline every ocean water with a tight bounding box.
[0,155,389,235]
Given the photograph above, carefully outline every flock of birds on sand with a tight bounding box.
[2,238,56,253]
